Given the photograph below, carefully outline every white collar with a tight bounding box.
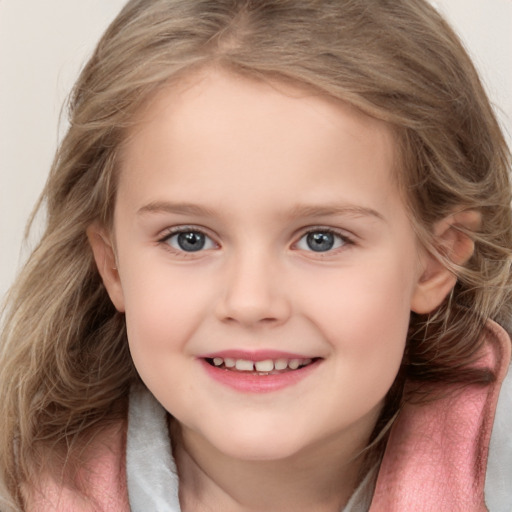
[127,385,181,512]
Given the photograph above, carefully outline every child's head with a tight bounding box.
[1,0,511,505]
[55,0,512,378]
[89,68,427,465]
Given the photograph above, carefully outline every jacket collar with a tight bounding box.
[370,321,511,511]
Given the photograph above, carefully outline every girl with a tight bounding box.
[1,0,511,510]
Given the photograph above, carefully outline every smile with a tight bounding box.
[205,357,315,374]
[200,353,322,393]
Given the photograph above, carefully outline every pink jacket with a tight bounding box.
[28,321,511,511]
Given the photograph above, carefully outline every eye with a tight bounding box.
[163,229,217,253]
[295,230,348,253]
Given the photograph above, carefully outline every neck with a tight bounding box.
[172,420,373,512]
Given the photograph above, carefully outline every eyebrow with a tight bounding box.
[137,201,386,222]
[137,201,216,217]
[286,204,386,222]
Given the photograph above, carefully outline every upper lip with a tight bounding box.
[199,350,319,361]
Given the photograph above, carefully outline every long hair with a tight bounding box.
[1,0,511,508]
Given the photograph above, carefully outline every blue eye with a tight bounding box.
[296,230,347,252]
[165,230,216,252]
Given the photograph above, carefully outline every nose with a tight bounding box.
[215,249,292,328]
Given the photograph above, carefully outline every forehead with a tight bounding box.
[117,68,401,219]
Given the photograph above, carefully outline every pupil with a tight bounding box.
[178,232,205,252]
[307,232,334,252]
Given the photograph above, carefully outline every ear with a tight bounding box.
[411,210,481,314]
[87,224,125,312]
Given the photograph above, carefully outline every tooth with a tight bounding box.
[303,358,312,366]
[224,358,236,368]
[274,359,288,370]
[288,359,300,370]
[255,360,274,372]
[235,359,254,371]
[213,357,224,367]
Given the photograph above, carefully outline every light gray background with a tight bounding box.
[1,0,511,299]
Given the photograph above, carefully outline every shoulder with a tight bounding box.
[371,320,511,511]
[486,360,512,511]
[23,422,129,512]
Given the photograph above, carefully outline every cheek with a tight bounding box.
[120,270,210,397]
[120,265,212,357]
[300,257,413,372]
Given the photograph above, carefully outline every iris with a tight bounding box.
[177,231,206,252]
[306,232,335,252]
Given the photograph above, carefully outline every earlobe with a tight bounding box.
[87,224,126,312]
[411,210,481,315]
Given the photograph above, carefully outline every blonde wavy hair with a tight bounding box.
[1,0,511,509]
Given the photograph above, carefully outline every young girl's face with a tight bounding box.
[95,69,431,462]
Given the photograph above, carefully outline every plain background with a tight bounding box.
[1,0,511,299]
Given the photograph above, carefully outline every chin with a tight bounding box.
[209,430,308,462]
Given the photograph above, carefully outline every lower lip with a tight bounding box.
[200,359,321,393]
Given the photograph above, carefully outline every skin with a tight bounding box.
[89,69,468,511]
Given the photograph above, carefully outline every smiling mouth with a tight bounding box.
[204,357,319,375]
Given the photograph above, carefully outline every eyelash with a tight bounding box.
[157,226,355,256]
[158,226,217,256]
[293,227,354,254]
